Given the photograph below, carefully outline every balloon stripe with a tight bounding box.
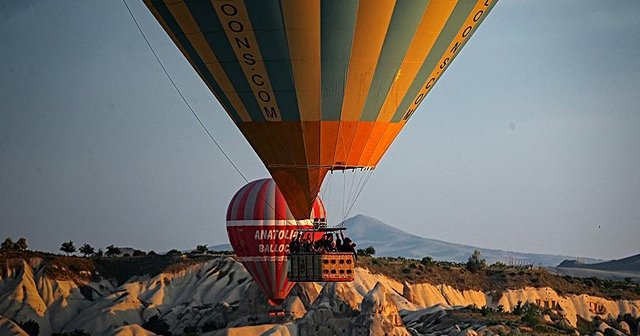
[253,176,272,220]
[183,0,266,122]
[320,0,359,121]
[235,180,255,220]
[211,0,285,122]
[339,0,396,122]
[367,122,404,167]
[228,180,248,220]
[280,0,321,121]
[393,0,498,122]
[163,1,252,122]
[268,260,277,301]
[227,187,242,220]
[276,260,288,299]
[148,0,244,123]
[244,179,265,219]
[389,0,481,122]
[265,176,276,220]
[375,0,458,123]
[345,122,374,165]
[245,261,272,302]
[359,0,429,122]
[243,0,301,122]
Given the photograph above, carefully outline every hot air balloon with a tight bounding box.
[226,178,326,307]
[144,0,497,219]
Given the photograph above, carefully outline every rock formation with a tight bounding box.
[0,255,638,335]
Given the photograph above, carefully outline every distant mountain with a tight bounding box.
[342,214,602,266]
[209,243,232,251]
[558,253,640,273]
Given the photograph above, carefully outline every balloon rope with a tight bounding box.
[342,170,347,224]
[343,169,374,224]
[122,0,248,184]
[348,169,367,215]
[345,169,358,215]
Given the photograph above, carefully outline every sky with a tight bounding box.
[1,1,639,260]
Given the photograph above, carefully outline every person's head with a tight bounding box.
[344,238,352,244]
[330,241,336,248]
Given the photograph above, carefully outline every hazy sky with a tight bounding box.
[1,1,639,260]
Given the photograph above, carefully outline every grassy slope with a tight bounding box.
[358,256,640,300]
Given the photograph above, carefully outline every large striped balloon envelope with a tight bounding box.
[145,0,498,220]
[226,178,326,306]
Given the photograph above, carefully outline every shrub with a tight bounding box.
[466,250,487,272]
[195,244,208,254]
[14,238,28,251]
[133,250,146,257]
[512,301,525,315]
[166,249,182,256]
[105,245,121,257]
[18,319,39,336]
[420,256,434,266]
[357,246,376,256]
[142,315,172,336]
[2,237,14,250]
[520,302,542,328]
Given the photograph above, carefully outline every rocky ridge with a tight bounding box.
[0,255,638,335]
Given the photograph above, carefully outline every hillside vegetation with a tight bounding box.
[359,256,640,301]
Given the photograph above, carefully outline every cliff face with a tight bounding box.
[0,256,638,336]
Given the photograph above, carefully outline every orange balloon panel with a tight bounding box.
[144,0,497,218]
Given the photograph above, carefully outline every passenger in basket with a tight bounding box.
[288,236,300,254]
[340,237,357,260]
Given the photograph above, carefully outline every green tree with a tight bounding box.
[60,241,76,256]
[466,250,487,272]
[1,237,14,251]
[195,244,208,254]
[105,245,121,257]
[14,237,28,251]
[79,243,95,257]
[364,246,375,255]
[420,256,434,266]
[356,245,376,256]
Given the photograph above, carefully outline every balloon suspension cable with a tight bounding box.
[122,0,248,184]
[339,168,374,228]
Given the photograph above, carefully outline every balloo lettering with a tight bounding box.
[403,0,494,121]
[216,2,279,120]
